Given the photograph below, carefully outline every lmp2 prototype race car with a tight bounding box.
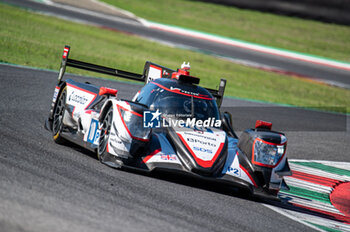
[45,46,292,199]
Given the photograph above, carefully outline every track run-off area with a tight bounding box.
[0,64,349,231]
[3,0,350,89]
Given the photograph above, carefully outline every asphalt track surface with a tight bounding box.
[0,64,349,232]
[2,0,350,88]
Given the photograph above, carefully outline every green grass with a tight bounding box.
[0,3,349,113]
[102,0,350,63]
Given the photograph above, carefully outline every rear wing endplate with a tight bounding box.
[206,79,226,108]
[57,45,226,107]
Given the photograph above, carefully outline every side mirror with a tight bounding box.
[221,111,237,138]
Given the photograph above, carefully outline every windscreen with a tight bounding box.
[150,91,219,121]
[135,79,220,123]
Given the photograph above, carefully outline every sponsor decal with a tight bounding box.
[151,82,212,100]
[168,86,210,98]
[143,110,221,128]
[187,138,216,147]
[146,65,162,83]
[193,147,212,154]
[52,87,60,102]
[66,84,97,119]
[69,91,89,105]
[177,129,225,165]
[110,137,123,144]
[161,154,177,161]
[169,86,201,97]
[184,131,216,140]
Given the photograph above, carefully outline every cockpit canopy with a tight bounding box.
[134,78,220,121]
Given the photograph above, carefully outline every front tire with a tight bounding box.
[52,86,67,144]
[97,107,113,162]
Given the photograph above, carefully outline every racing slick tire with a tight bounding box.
[97,107,113,163]
[97,107,123,168]
[52,86,67,144]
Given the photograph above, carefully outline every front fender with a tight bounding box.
[100,99,151,159]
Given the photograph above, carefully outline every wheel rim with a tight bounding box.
[98,109,113,155]
[53,90,66,135]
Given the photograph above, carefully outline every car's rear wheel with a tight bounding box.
[52,86,67,144]
[97,107,113,162]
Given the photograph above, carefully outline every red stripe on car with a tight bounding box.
[177,133,224,168]
[142,148,162,163]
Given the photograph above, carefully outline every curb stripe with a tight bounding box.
[318,161,350,170]
[284,177,333,193]
[307,222,342,232]
[289,160,350,169]
[304,215,350,231]
[291,170,340,187]
[279,192,343,215]
[289,164,350,182]
[282,186,331,204]
[292,202,350,224]
[263,204,326,232]
[267,160,350,232]
[291,162,350,177]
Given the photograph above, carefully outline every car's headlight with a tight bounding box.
[252,138,286,167]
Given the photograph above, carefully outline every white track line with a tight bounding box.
[284,177,333,193]
[263,204,325,232]
[145,21,350,72]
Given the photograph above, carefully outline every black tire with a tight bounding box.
[52,86,67,144]
[97,107,113,162]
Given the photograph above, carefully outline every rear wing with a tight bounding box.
[58,45,144,83]
[57,45,226,107]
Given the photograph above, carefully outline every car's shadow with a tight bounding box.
[67,141,258,200]
[149,170,350,224]
[68,142,349,224]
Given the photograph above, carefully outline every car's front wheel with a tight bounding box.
[52,86,67,144]
[97,107,113,162]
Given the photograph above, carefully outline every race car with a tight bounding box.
[45,45,292,199]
